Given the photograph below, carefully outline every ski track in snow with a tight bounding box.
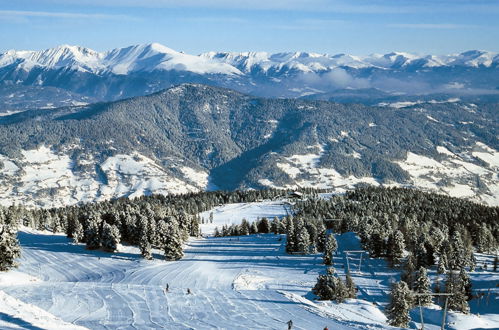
[0,228,355,329]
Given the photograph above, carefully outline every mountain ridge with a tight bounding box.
[1,43,499,112]
[0,83,497,208]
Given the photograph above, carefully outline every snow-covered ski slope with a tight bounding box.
[1,201,498,329]
[0,228,354,329]
[199,200,291,235]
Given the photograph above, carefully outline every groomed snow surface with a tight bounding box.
[1,201,498,329]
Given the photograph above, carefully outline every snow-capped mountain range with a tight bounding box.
[1,43,498,111]
[2,43,497,74]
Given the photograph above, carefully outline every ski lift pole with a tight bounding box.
[413,292,453,330]
[419,304,424,330]
[441,295,449,330]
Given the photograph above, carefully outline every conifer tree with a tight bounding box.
[72,220,84,243]
[258,217,270,233]
[0,222,21,271]
[139,233,153,260]
[163,218,184,261]
[446,271,470,314]
[240,219,250,235]
[437,253,448,274]
[323,233,336,266]
[401,254,416,289]
[101,222,121,252]
[387,230,405,266]
[386,281,413,328]
[414,267,432,306]
[317,222,327,252]
[85,219,101,250]
[296,226,311,254]
[286,217,295,253]
[459,268,473,301]
[345,271,357,299]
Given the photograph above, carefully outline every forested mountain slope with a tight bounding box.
[0,84,497,207]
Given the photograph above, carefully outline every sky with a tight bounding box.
[0,0,498,55]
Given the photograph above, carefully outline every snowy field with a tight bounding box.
[0,201,497,329]
[199,201,291,235]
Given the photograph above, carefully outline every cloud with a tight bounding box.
[387,23,478,30]
[0,10,136,21]
[300,68,370,90]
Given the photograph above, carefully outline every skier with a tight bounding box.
[165,283,169,292]
[287,320,293,329]
[187,288,191,295]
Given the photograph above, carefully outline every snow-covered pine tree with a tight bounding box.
[323,233,336,266]
[101,222,121,252]
[437,253,448,274]
[163,218,184,261]
[414,267,432,306]
[459,268,473,302]
[0,221,21,271]
[316,222,327,253]
[190,217,200,237]
[72,220,84,244]
[312,274,335,300]
[345,271,357,299]
[139,233,153,260]
[387,230,405,266]
[250,222,258,235]
[85,218,101,250]
[258,217,270,233]
[240,219,250,235]
[285,217,295,253]
[445,270,470,314]
[295,226,311,254]
[401,254,416,289]
[386,281,413,328]
[271,216,279,234]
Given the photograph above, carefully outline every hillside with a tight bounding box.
[0,84,497,207]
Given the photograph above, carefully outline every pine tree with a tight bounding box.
[139,233,153,260]
[0,222,21,271]
[437,253,448,274]
[285,217,295,253]
[386,281,413,328]
[258,217,270,233]
[414,267,432,306]
[387,230,405,266]
[295,226,311,254]
[163,218,184,261]
[445,271,470,314]
[271,216,279,234]
[317,222,327,252]
[72,220,84,243]
[240,219,250,235]
[85,219,101,250]
[250,222,258,234]
[345,271,357,299]
[459,268,473,302]
[101,223,121,252]
[323,233,336,266]
[401,254,416,289]
[312,273,348,303]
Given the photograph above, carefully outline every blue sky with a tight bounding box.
[1,0,498,54]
